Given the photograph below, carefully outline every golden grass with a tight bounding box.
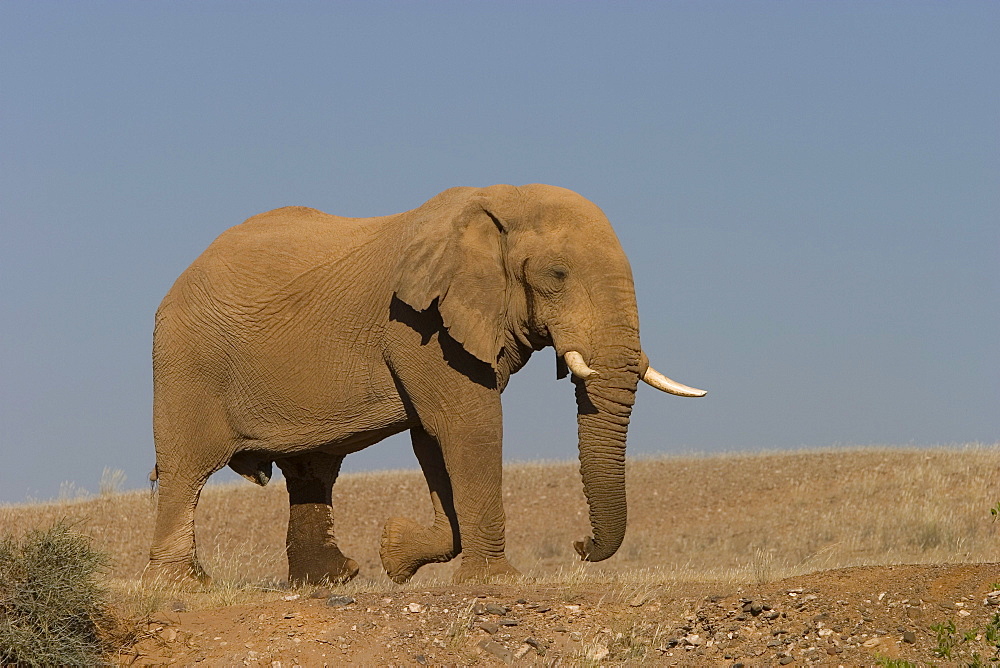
[2,444,999,602]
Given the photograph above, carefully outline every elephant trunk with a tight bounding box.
[572,350,639,562]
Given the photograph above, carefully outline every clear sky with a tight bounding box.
[1,2,997,504]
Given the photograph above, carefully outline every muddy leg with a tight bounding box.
[277,452,359,585]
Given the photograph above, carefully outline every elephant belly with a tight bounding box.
[223,359,413,453]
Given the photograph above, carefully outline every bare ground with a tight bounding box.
[3,445,1000,665]
[122,563,1000,666]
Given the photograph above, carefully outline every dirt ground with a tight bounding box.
[6,447,1000,665]
[121,563,1000,666]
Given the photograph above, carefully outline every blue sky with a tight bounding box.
[2,1,997,503]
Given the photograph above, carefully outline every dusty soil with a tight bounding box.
[122,563,1000,666]
[7,448,999,664]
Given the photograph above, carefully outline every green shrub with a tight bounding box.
[0,522,114,666]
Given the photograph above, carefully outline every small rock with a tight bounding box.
[525,637,545,652]
[984,590,1000,606]
[959,609,972,617]
[161,628,177,642]
[326,596,355,608]
[818,628,833,637]
[778,656,794,665]
[533,605,551,613]
[282,594,300,601]
[570,632,583,642]
[407,602,426,613]
[684,633,703,646]
[564,604,581,613]
[479,621,499,634]
[514,643,532,659]
[629,591,652,607]
[479,639,513,663]
[414,654,427,665]
[765,610,781,620]
[826,645,842,655]
[472,602,488,615]
[750,603,763,616]
[485,603,509,616]
[902,631,917,644]
[498,618,519,626]
[516,598,527,604]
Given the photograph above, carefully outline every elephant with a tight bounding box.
[145,183,705,587]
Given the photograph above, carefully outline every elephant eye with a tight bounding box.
[548,265,569,281]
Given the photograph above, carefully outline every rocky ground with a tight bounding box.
[121,563,1000,666]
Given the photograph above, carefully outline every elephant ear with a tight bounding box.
[394,191,508,367]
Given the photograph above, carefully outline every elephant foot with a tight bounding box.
[142,559,212,590]
[288,554,359,586]
[379,517,456,584]
[452,556,522,584]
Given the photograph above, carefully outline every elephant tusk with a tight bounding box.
[643,366,707,397]
[564,351,599,379]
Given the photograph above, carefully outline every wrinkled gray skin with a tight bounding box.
[146,184,700,587]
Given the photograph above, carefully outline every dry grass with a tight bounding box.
[2,444,998,604]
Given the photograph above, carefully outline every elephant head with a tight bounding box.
[394,183,705,563]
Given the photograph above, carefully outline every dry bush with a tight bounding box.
[0,521,132,666]
[1,445,998,602]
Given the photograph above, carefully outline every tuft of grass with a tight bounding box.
[875,658,917,668]
[927,613,1000,666]
[751,544,774,584]
[446,600,477,647]
[99,468,127,497]
[0,521,118,666]
[931,619,958,659]
[57,480,89,502]
[603,621,666,662]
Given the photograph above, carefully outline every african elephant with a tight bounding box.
[145,184,705,587]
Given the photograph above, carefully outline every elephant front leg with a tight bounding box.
[437,419,521,584]
[276,452,359,586]
[380,426,461,583]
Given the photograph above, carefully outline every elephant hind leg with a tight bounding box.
[146,378,234,588]
[276,452,358,586]
[144,458,218,588]
[380,427,460,583]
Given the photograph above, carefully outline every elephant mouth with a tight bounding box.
[562,350,706,397]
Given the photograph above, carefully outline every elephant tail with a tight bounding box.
[148,465,158,498]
